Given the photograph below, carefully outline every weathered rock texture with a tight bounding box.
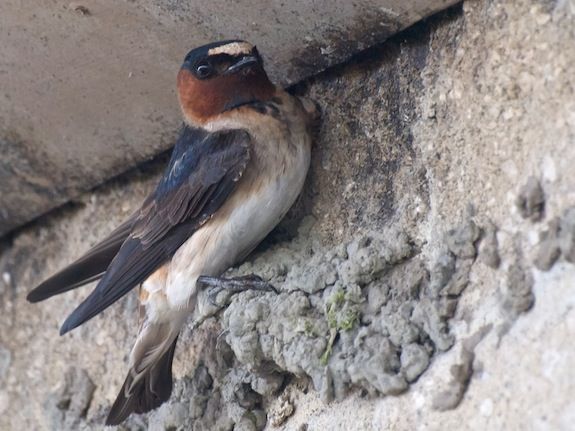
[1,0,575,430]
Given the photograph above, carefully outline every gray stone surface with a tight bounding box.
[1,0,575,430]
[0,0,458,236]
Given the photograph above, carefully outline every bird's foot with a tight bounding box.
[197,274,277,306]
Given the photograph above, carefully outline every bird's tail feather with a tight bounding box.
[106,319,182,425]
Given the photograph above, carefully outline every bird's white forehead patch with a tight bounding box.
[208,42,253,57]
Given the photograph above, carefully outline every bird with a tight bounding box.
[26,40,319,425]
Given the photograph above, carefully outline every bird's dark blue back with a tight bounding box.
[155,126,210,196]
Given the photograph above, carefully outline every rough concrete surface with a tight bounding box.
[0,0,458,236]
[1,0,575,430]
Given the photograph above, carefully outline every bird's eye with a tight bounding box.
[195,63,214,79]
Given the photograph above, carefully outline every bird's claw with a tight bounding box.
[207,286,226,307]
[197,274,277,307]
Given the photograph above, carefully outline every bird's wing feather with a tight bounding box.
[27,216,136,302]
[59,126,251,334]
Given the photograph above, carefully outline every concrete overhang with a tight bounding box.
[0,0,458,236]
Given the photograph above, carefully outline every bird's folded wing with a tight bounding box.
[32,126,251,334]
[27,216,136,302]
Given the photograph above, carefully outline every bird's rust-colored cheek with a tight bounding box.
[177,70,210,124]
[177,68,276,124]
[177,69,230,124]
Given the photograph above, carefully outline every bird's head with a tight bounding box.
[177,40,276,125]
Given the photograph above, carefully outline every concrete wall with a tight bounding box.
[1,0,574,430]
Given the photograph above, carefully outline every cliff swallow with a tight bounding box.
[27,40,318,425]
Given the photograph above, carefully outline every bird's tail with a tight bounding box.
[106,319,183,425]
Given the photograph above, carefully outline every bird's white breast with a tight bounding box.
[223,137,310,262]
[160,99,312,310]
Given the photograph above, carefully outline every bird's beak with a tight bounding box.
[225,55,259,74]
